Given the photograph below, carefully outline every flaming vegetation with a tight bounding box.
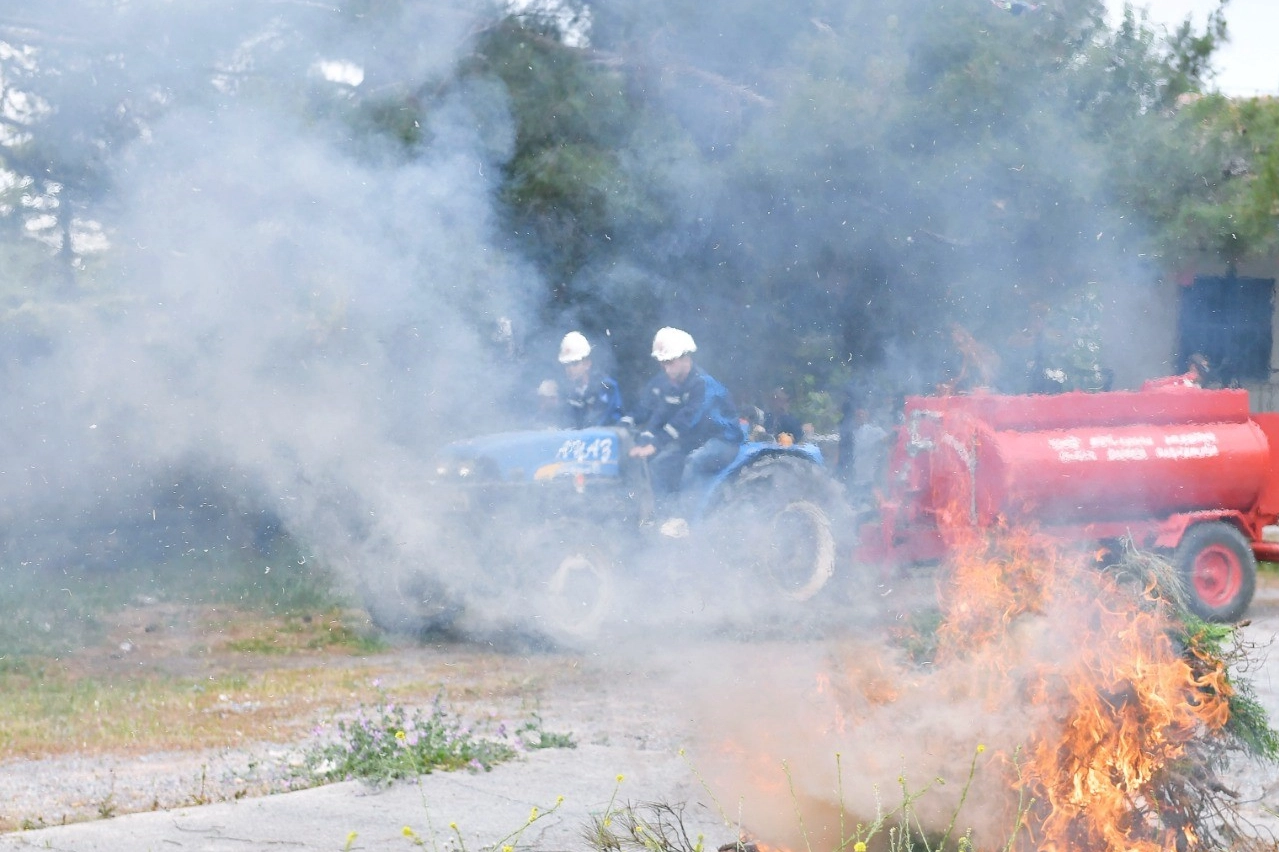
[680,528,1278,852]
[935,531,1278,850]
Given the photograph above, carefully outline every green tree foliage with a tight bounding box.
[0,0,1262,405]
[1120,93,1279,270]
[519,0,1148,394]
[461,10,697,380]
[471,17,657,283]
[484,0,1245,399]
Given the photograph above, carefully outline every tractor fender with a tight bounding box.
[697,443,825,519]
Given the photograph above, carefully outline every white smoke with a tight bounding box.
[0,2,547,633]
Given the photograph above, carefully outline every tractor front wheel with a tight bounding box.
[361,564,462,638]
[518,522,616,645]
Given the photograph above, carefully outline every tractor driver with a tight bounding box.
[629,327,743,524]
[558,331,624,429]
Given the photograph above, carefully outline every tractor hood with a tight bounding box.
[434,427,624,483]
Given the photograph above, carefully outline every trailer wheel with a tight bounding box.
[1173,522,1257,623]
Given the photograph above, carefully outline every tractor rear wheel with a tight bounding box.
[1173,522,1256,622]
[712,454,843,603]
[751,497,836,601]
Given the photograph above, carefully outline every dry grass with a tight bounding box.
[0,602,555,760]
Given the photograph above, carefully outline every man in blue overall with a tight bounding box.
[558,331,624,429]
[628,327,743,534]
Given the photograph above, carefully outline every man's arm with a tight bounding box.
[600,377,624,426]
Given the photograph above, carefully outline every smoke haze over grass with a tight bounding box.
[0,7,1271,850]
[0,2,547,627]
[0,0,1222,643]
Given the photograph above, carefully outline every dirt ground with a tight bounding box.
[1,579,834,840]
[3,570,1279,849]
[0,600,667,831]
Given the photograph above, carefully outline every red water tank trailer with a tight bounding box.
[859,385,1279,621]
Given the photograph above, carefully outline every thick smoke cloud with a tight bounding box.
[0,2,1245,845]
[0,2,1193,624]
[0,2,543,621]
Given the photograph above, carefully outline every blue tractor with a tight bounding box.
[362,426,846,644]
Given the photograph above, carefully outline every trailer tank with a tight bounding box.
[862,385,1279,621]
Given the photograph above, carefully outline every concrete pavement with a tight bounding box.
[0,743,728,852]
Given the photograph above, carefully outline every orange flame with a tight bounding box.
[936,527,1232,851]
[700,518,1236,852]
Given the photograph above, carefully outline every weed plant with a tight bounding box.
[300,693,576,785]
[576,749,995,852]
[515,713,578,750]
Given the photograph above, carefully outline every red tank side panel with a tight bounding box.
[977,420,1270,524]
[1253,413,1279,522]
[897,389,1270,528]
[865,389,1275,568]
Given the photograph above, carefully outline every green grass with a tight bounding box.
[0,666,320,756]
[0,533,349,659]
[223,636,293,655]
[299,694,576,786]
[222,611,388,656]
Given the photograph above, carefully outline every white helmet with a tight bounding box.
[558,331,592,364]
[651,327,697,361]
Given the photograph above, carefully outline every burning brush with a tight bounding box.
[942,533,1278,851]
[678,527,1278,852]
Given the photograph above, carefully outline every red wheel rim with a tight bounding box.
[1193,544,1243,607]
